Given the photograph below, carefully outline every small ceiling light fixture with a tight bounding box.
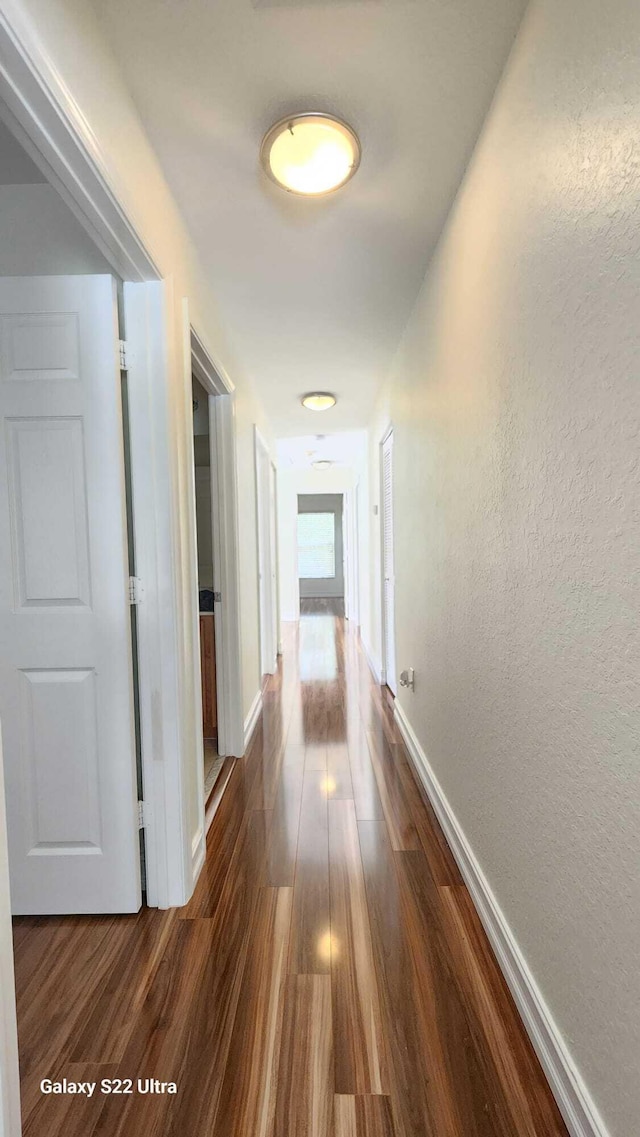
[301,392,336,412]
[312,460,333,470]
[261,113,361,196]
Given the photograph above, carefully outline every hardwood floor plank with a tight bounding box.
[397,848,537,1137]
[70,907,177,1062]
[205,754,237,831]
[334,1095,396,1137]
[327,741,354,799]
[390,742,463,886]
[329,800,388,1095]
[180,759,247,918]
[346,725,384,822]
[438,885,568,1137]
[167,812,269,1134]
[358,820,451,1137]
[16,915,126,1115]
[211,886,293,1137]
[90,917,218,1137]
[305,742,329,771]
[359,821,526,1137]
[22,1062,118,1137]
[264,760,305,886]
[247,724,286,812]
[288,768,331,975]
[365,729,420,851]
[274,974,333,1137]
[281,740,306,767]
[326,684,348,743]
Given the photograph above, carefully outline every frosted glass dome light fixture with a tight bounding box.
[261,113,361,196]
[301,392,337,411]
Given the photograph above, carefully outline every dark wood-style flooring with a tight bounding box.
[13,614,568,1136]
[300,596,345,616]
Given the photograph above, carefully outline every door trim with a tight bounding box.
[123,281,187,909]
[345,483,360,626]
[254,427,277,677]
[271,461,283,656]
[379,422,395,691]
[191,327,244,762]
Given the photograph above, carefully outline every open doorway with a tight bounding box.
[189,337,245,835]
[192,375,225,804]
[297,493,345,616]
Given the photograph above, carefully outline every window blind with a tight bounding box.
[297,512,335,579]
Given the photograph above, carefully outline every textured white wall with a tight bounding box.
[370,1,640,1132]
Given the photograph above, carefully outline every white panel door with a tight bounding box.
[381,430,397,694]
[0,275,141,914]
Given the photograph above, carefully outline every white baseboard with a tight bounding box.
[360,634,383,686]
[394,700,609,1137]
[191,826,206,885]
[243,689,263,753]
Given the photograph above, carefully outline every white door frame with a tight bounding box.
[345,483,360,626]
[380,424,396,691]
[343,493,350,621]
[123,281,187,909]
[254,427,277,677]
[270,460,282,656]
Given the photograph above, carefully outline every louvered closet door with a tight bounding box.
[381,430,396,693]
[0,275,141,914]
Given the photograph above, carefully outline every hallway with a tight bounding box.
[13,613,567,1137]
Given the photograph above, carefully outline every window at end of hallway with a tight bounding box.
[297,512,335,578]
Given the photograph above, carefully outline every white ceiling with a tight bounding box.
[96,0,526,434]
[278,430,367,470]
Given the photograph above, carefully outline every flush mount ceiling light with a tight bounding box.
[312,460,333,470]
[261,113,361,196]
[301,392,337,411]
